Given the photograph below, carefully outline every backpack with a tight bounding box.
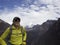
[5,25,25,45]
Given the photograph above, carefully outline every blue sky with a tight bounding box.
[0,0,60,27]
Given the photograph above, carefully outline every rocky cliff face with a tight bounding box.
[32,18,60,45]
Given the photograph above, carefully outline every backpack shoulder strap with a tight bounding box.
[20,26,24,35]
[9,25,12,35]
[20,26,25,41]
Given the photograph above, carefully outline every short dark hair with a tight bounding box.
[13,17,20,22]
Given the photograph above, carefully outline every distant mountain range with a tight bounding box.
[26,18,60,45]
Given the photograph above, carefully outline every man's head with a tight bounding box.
[13,17,21,27]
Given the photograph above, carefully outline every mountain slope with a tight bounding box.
[26,20,57,45]
[0,19,10,36]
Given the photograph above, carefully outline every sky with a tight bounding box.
[0,0,60,27]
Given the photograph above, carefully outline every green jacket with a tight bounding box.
[1,25,27,44]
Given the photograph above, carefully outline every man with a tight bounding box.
[1,17,27,45]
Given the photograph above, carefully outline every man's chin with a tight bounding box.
[15,24,20,26]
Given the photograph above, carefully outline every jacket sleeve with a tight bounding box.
[23,27,27,41]
[1,27,10,40]
[0,37,7,45]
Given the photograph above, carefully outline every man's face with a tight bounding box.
[13,21,20,26]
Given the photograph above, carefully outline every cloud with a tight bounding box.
[0,5,60,27]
